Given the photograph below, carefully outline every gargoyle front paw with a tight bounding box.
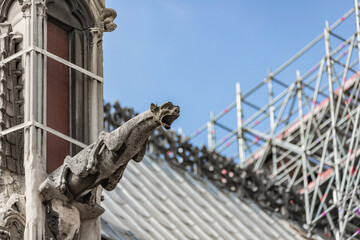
[59,184,66,194]
[86,163,97,174]
[86,154,97,174]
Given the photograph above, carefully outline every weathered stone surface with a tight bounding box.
[5,157,15,173]
[45,199,80,240]
[10,145,17,159]
[5,103,13,118]
[0,18,24,176]
[0,226,10,239]
[0,194,25,240]
[39,102,180,219]
[3,143,9,156]
[6,133,16,146]
[0,169,24,208]
[4,117,9,129]
[0,157,5,169]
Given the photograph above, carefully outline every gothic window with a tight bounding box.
[45,0,95,173]
[46,19,70,173]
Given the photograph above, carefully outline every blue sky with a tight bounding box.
[103,0,356,147]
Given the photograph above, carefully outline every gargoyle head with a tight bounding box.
[100,8,117,32]
[150,102,180,130]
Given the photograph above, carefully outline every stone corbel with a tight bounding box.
[100,8,117,32]
[9,32,23,53]
[90,27,103,47]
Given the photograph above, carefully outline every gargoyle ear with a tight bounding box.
[150,103,159,113]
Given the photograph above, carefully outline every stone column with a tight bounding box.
[22,0,47,239]
[79,27,103,240]
[89,27,103,143]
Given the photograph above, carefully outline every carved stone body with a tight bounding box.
[39,102,179,218]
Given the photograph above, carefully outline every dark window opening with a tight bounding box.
[46,20,70,173]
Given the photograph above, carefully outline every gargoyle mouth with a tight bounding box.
[161,114,179,130]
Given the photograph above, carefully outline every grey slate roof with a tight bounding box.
[101,155,306,240]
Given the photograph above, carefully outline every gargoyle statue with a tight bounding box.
[39,102,179,215]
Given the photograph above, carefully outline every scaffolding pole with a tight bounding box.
[236,83,245,167]
[208,111,215,151]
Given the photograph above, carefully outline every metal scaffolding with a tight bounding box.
[190,1,360,239]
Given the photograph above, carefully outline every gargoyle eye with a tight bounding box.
[161,102,171,109]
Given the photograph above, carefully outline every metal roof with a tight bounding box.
[101,155,306,240]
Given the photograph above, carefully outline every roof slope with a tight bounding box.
[101,155,305,240]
